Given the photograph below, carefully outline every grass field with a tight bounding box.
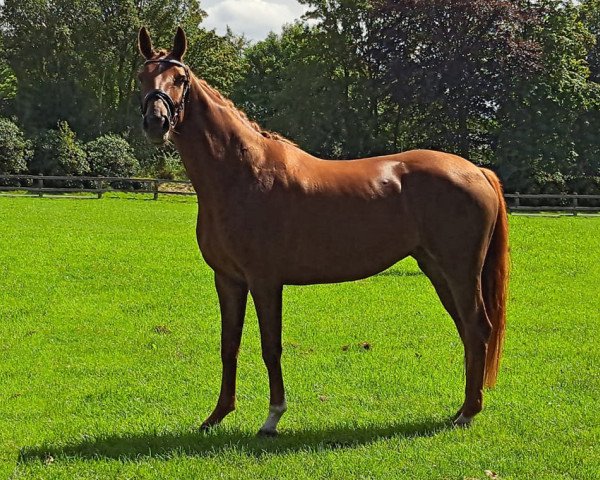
[0,195,598,479]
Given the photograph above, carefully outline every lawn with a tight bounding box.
[0,195,598,479]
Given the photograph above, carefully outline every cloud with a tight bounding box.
[202,0,308,41]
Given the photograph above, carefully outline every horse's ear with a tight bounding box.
[138,27,154,59]
[172,27,187,60]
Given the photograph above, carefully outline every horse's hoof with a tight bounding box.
[453,413,473,427]
[257,428,278,438]
[200,422,216,432]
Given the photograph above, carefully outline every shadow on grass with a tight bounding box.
[19,418,451,463]
[376,269,424,278]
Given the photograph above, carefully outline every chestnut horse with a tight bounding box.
[137,27,509,436]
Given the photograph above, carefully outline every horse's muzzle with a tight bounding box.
[143,113,170,145]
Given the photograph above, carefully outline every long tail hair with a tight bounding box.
[480,168,510,388]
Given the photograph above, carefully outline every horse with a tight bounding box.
[137,27,509,436]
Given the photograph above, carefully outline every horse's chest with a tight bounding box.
[196,212,250,276]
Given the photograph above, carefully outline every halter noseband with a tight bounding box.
[141,59,191,129]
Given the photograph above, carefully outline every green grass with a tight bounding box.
[0,196,598,479]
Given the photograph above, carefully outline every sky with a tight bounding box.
[201,0,309,41]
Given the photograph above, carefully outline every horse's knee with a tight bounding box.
[221,343,240,363]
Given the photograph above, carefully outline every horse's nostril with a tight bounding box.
[142,115,170,134]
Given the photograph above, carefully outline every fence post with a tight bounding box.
[37,174,44,198]
[515,191,520,211]
[96,180,103,199]
[153,180,159,200]
[572,193,578,216]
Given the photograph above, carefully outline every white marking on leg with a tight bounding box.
[259,400,287,434]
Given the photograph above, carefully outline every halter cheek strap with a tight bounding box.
[141,59,191,128]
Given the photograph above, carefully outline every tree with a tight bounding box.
[0,36,17,111]
[0,0,251,173]
[233,26,306,134]
[495,0,597,192]
[234,2,387,159]
[187,27,248,96]
[370,0,541,161]
[233,24,347,156]
[0,117,31,173]
[298,0,388,158]
[0,0,207,137]
[581,0,600,82]
[574,0,600,185]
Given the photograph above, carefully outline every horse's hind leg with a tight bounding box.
[415,251,464,343]
[416,251,492,425]
[415,251,476,422]
[447,275,492,425]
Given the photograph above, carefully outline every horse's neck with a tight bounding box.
[174,77,266,201]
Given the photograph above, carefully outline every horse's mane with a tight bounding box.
[195,76,296,146]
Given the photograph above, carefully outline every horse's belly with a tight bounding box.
[282,255,407,285]
[279,211,417,285]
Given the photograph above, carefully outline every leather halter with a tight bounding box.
[141,59,191,128]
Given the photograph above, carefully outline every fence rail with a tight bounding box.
[1,174,599,214]
[504,192,600,214]
[0,174,194,200]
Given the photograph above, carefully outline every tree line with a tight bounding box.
[1,0,599,194]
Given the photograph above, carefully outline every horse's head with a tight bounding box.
[137,27,191,146]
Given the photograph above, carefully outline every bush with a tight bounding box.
[86,134,139,178]
[134,139,186,180]
[149,150,186,180]
[31,121,88,176]
[0,117,31,174]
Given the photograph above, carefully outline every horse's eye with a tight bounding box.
[174,75,186,85]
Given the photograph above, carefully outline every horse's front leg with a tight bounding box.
[252,283,287,436]
[201,273,248,430]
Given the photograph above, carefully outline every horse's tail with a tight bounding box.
[480,168,510,388]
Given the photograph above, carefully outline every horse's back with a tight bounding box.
[284,148,498,219]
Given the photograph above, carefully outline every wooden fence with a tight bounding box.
[1,174,599,214]
[505,192,599,214]
[0,174,194,200]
